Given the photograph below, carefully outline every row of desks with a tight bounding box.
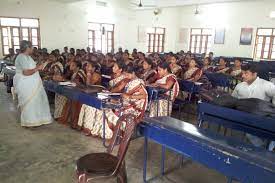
[3,64,275,182]
[140,116,275,183]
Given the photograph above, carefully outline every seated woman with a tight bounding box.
[41,54,64,80]
[51,59,64,77]
[101,53,115,76]
[149,62,179,117]
[77,61,130,137]
[202,57,213,73]
[66,61,101,129]
[182,58,202,81]
[214,57,229,73]
[141,58,157,84]
[86,61,102,86]
[41,53,55,74]
[54,61,86,125]
[64,53,75,76]
[95,65,148,138]
[169,55,182,78]
[227,58,242,77]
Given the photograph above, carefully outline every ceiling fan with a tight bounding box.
[131,0,156,8]
[194,5,200,15]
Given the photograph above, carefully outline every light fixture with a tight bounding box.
[270,11,275,19]
[195,5,199,15]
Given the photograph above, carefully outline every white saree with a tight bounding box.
[14,54,52,127]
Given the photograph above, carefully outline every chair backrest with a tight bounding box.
[107,114,137,175]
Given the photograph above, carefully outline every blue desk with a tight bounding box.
[43,80,122,146]
[197,102,275,141]
[140,116,275,183]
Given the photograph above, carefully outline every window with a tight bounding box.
[88,22,114,53]
[146,27,165,53]
[254,28,275,60]
[0,17,40,55]
[189,28,212,54]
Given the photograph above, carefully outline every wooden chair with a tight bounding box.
[76,114,137,183]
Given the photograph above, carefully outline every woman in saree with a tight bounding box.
[214,57,229,73]
[50,59,64,77]
[202,57,214,73]
[57,61,86,127]
[41,53,55,74]
[141,58,157,84]
[169,55,182,78]
[149,62,179,117]
[77,61,129,137]
[183,58,202,82]
[227,58,242,77]
[78,64,147,139]
[63,53,75,76]
[14,40,52,127]
[86,61,102,86]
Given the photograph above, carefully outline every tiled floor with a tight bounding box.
[0,83,226,183]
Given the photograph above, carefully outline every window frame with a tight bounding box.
[88,22,114,53]
[189,28,212,54]
[147,27,165,53]
[0,16,41,55]
[253,28,275,60]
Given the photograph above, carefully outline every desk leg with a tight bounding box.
[102,109,108,148]
[143,137,148,183]
[161,145,165,176]
[157,100,159,117]
[227,177,233,183]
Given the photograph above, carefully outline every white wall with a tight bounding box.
[176,1,275,57]
[1,0,275,58]
[132,8,181,53]
[132,0,275,57]
[0,0,135,57]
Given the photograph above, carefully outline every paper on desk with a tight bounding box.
[194,82,203,85]
[98,92,121,96]
[102,74,111,79]
[59,81,76,87]
[7,66,16,70]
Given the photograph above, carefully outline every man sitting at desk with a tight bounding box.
[232,64,275,151]
[232,64,275,105]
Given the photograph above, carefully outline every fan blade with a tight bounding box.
[130,2,139,6]
[142,5,156,7]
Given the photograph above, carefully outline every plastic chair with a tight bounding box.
[76,114,137,183]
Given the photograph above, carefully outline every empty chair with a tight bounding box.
[76,114,137,183]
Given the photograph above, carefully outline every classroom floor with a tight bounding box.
[0,83,226,183]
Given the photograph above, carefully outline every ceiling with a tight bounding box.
[48,0,258,7]
[131,0,258,8]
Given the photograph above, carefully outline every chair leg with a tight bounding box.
[117,163,127,183]
[78,174,87,183]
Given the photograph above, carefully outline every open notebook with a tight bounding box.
[59,81,76,87]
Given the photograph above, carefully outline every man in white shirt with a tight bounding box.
[232,65,275,104]
[232,64,275,151]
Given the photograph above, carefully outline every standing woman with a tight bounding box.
[14,40,52,127]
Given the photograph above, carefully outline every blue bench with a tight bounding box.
[139,116,275,183]
[197,102,275,147]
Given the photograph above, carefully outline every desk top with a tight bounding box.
[142,116,275,172]
[44,80,121,109]
[198,102,275,134]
